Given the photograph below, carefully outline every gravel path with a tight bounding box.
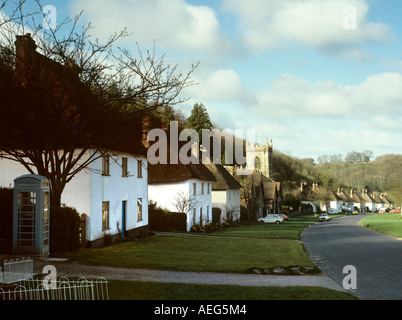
[32,259,345,292]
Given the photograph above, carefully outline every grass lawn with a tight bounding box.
[360,213,402,239]
[107,280,357,300]
[194,215,318,240]
[61,216,320,273]
[57,215,356,300]
[63,235,314,273]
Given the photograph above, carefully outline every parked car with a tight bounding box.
[379,208,386,213]
[278,214,289,221]
[327,208,341,214]
[319,213,331,222]
[258,214,284,224]
[391,209,401,213]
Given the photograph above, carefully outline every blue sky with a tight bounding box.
[6,0,402,161]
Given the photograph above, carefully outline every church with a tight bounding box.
[226,136,282,221]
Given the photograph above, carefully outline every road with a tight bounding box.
[301,215,402,300]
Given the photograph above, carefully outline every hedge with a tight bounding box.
[0,188,13,253]
[149,208,187,232]
[49,205,81,253]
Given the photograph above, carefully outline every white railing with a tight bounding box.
[2,257,33,284]
[0,276,109,300]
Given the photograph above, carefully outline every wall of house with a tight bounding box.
[88,151,148,244]
[0,157,33,187]
[330,200,342,212]
[211,189,241,223]
[0,150,149,246]
[149,179,212,231]
[0,154,92,213]
[365,202,376,212]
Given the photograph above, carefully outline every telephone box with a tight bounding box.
[13,174,50,257]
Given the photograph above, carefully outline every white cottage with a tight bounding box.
[204,163,242,224]
[311,183,342,213]
[148,162,216,231]
[350,189,365,212]
[0,148,149,247]
[361,189,376,212]
[337,188,354,212]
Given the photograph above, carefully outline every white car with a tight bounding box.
[327,208,341,214]
[319,213,331,222]
[258,214,284,224]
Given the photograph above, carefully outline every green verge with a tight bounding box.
[360,213,402,239]
[107,280,357,300]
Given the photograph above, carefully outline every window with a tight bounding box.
[122,157,128,177]
[137,198,143,222]
[207,206,209,223]
[137,160,143,178]
[102,155,110,176]
[200,207,203,225]
[208,183,210,194]
[17,192,36,247]
[43,191,50,246]
[102,201,109,230]
[193,208,196,226]
[201,183,204,195]
[193,183,196,196]
[255,156,261,171]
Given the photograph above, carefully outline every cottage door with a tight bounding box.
[122,201,127,238]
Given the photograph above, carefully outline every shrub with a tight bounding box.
[50,205,80,253]
[191,222,231,233]
[0,188,13,253]
[149,207,187,232]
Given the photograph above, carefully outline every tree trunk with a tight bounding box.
[49,179,64,208]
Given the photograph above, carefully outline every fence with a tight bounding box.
[1,257,33,284]
[0,276,109,300]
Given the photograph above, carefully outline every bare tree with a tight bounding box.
[172,191,200,216]
[224,205,239,223]
[0,0,197,207]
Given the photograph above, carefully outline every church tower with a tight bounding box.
[246,137,273,179]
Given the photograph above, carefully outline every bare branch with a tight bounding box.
[0,0,198,207]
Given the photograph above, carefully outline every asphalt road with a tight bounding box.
[301,215,402,300]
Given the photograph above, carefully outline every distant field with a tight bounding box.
[360,213,402,239]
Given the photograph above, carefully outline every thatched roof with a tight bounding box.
[361,189,375,203]
[337,189,354,203]
[204,163,242,190]
[350,190,365,204]
[148,162,217,184]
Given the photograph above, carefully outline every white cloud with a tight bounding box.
[70,0,232,56]
[221,0,394,57]
[185,69,255,104]
[245,71,402,158]
[254,72,402,120]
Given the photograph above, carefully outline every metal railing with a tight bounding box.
[0,276,109,300]
[1,257,33,284]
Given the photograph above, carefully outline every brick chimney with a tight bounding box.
[141,116,151,148]
[15,33,37,71]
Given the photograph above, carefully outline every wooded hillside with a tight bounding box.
[272,151,402,206]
